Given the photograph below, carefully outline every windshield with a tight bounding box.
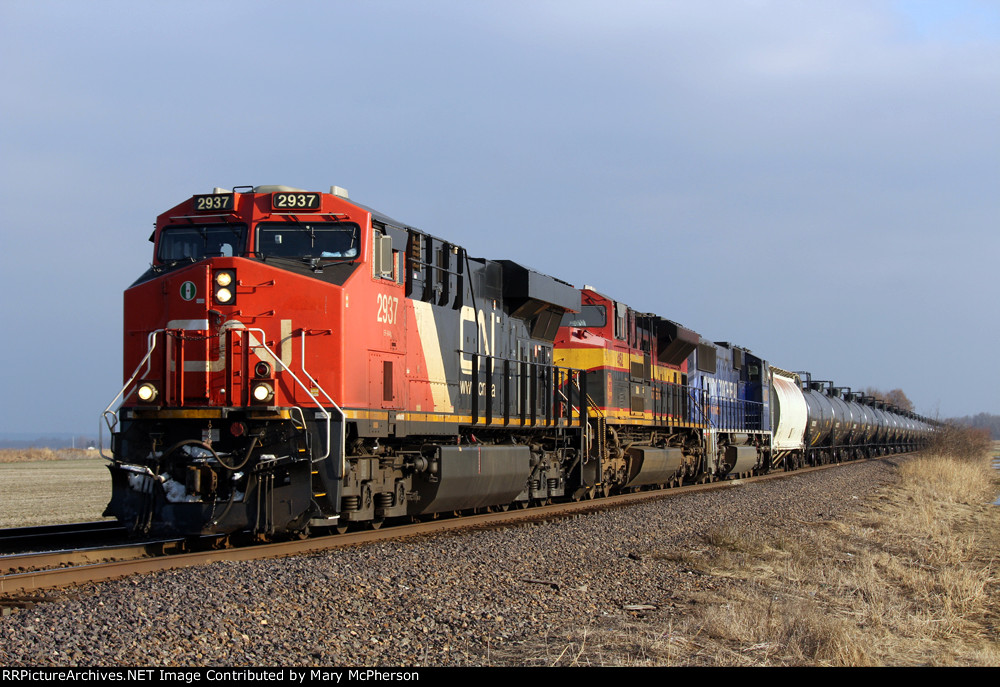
[560,304,607,328]
[256,222,360,259]
[157,224,247,262]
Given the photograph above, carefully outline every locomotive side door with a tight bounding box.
[369,228,407,419]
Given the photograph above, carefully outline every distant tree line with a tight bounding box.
[862,387,914,412]
[862,388,998,439]
[951,413,1000,440]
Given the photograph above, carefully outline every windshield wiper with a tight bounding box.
[151,256,197,273]
[303,256,357,271]
[252,253,356,271]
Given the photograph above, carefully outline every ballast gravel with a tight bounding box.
[0,459,903,666]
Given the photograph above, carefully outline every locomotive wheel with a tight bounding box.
[369,519,384,530]
[335,524,349,535]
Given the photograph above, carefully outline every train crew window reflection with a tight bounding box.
[256,223,360,259]
[157,225,248,262]
[560,304,606,328]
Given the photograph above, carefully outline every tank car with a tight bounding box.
[765,372,932,469]
[769,367,807,468]
[101,185,934,539]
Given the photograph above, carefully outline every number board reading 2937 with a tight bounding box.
[273,193,321,210]
[192,194,234,212]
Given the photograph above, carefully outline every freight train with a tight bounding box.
[102,185,933,538]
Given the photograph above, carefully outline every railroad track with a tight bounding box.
[0,456,913,609]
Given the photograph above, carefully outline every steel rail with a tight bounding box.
[0,521,127,554]
[0,539,184,576]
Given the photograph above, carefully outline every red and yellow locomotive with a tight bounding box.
[552,287,772,490]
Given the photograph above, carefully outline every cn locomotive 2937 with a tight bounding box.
[102,186,932,538]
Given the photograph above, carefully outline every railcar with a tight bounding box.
[767,372,930,468]
[101,185,934,539]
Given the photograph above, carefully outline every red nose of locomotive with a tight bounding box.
[105,187,359,537]
[122,259,307,411]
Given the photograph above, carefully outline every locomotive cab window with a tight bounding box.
[560,304,606,328]
[256,222,360,260]
[157,224,248,262]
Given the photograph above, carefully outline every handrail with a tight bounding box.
[99,327,340,471]
[466,351,584,427]
[297,331,345,471]
[570,375,604,419]
[244,328,336,466]
[99,329,164,460]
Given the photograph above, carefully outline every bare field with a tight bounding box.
[0,448,95,464]
[0,457,113,527]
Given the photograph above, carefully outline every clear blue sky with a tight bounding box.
[1,1,997,436]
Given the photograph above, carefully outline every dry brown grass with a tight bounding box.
[546,435,1000,666]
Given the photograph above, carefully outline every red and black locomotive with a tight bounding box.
[103,185,932,538]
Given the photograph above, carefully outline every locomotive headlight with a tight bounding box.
[252,382,274,403]
[137,383,158,402]
[213,269,237,305]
